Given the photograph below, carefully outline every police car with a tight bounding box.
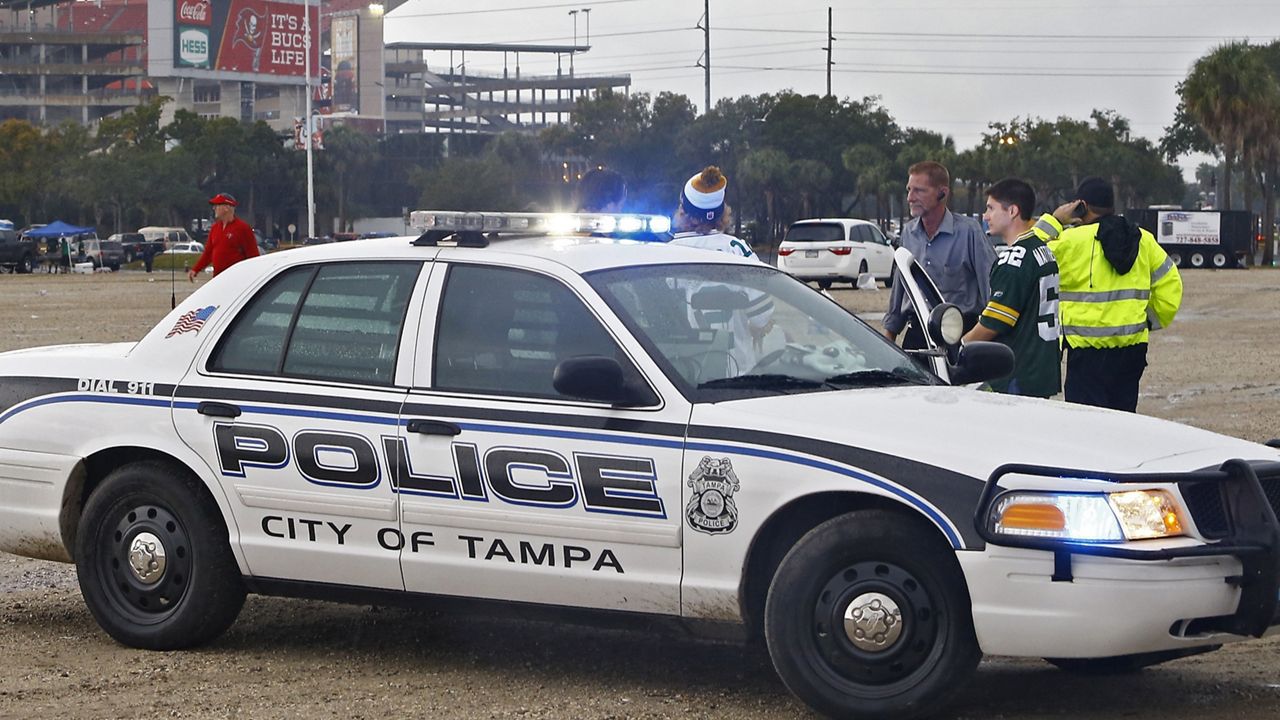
[1,211,1278,720]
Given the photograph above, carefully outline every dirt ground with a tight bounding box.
[2,268,1280,719]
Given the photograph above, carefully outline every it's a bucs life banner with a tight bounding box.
[175,0,319,78]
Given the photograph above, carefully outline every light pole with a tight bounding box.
[568,9,578,75]
[303,0,316,240]
[582,7,591,46]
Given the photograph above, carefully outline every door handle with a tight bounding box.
[197,401,242,418]
[405,418,461,436]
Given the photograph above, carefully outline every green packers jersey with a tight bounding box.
[978,232,1061,397]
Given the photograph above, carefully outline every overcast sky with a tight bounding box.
[385,0,1280,176]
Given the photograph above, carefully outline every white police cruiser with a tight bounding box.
[1,211,1278,720]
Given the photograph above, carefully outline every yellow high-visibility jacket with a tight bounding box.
[1037,214,1183,349]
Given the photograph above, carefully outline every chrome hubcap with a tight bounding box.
[127,531,166,585]
[843,591,903,652]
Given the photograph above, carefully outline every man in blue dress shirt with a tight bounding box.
[882,161,997,349]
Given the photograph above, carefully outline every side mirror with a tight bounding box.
[949,341,1014,385]
[927,303,965,347]
[553,355,657,407]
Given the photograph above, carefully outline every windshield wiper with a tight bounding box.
[824,369,932,387]
[698,374,825,391]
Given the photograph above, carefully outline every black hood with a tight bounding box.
[1096,214,1141,275]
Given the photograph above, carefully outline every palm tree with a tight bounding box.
[1181,42,1276,211]
[1251,41,1280,265]
[738,148,793,251]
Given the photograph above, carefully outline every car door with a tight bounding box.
[865,225,895,278]
[395,252,687,614]
[173,259,432,590]
[892,246,956,381]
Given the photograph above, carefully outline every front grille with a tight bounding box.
[1179,468,1280,540]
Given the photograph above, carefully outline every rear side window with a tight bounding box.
[851,225,876,244]
[211,262,420,385]
[784,223,844,243]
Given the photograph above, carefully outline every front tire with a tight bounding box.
[764,510,980,720]
[76,461,246,650]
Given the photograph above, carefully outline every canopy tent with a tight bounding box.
[22,220,95,238]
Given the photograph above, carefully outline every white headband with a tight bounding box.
[683,176,725,210]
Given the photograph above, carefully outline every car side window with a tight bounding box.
[433,264,629,398]
[211,262,419,385]
[851,225,873,244]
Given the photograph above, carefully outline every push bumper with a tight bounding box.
[974,459,1280,639]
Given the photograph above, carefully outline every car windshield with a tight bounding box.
[587,262,936,399]
[784,223,845,243]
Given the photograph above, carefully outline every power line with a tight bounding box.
[389,0,642,20]
[717,64,1185,78]
[714,25,1278,41]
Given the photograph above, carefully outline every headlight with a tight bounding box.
[989,490,1184,543]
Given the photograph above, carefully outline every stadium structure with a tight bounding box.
[0,0,631,135]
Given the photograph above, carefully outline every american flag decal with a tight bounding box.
[165,306,217,338]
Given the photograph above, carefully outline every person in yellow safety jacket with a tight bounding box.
[1033,176,1183,412]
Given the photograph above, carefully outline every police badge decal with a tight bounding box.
[685,456,740,535]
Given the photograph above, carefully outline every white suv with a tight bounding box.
[777,218,895,289]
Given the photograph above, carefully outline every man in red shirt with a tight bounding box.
[188,192,259,281]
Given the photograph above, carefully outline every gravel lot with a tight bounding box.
[2,267,1279,719]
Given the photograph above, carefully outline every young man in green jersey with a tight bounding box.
[961,178,1062,398]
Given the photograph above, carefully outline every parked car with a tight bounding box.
[72,236,124,270]
[0,209,1277,720]
[162,242,205,255]
[109,232,165,265]
[776,218,895,290]
[138,226,193,250]
[0,220,41,273]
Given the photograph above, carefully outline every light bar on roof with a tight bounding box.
[408,210,671,237]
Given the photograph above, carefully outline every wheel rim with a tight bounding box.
[1190,253,1205,267]
[808,560,946,692]
[1212,253,1227,268]
[98,502,193,625]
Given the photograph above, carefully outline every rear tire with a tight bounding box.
[1211,252,1228,268]
[76,461,245,650]
[764,510,980,720]
[854,260,869,289]
[1189,252,1206,268]
[17,254,33,274]
[817,279,833,290]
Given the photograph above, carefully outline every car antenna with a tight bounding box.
[170,248,176,310]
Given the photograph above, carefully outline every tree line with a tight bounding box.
[0,39,1275,258]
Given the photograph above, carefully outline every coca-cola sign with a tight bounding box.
[177,0,211,27]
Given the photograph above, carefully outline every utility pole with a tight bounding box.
[824,6,834,98]
[303,0,315,241]
[697,0,710,114]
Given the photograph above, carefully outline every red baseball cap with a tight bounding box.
[208,192,238,206]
